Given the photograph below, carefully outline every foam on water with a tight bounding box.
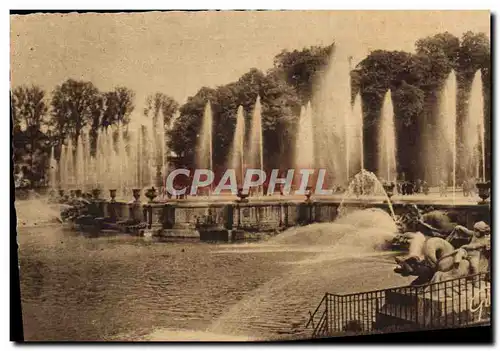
[268,208,396,251]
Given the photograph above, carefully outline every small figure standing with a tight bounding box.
[415,179,422,194]
[439,180,447,197]
[462,179,470,197]
[422,180,429,195]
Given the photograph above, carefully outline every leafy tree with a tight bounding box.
[11,30,491,189]
[11,85,48,131]
[272,44,334,104]
[457,31,490,74]
[169,68,301,173]
[11,85,50,186]
[89,94,104,157]
[142,92,179,170]
[169,87,216,166]
[415,32,460,67]
[101,87,135,127]
[143,92,179,129]
[50,79,101,144]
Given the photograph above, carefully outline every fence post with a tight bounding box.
[325,293,329,335]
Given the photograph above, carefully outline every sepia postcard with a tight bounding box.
[11,10,491,342]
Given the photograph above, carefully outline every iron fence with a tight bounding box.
[306,272,490,337]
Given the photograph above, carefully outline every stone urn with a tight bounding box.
[91,188,101,200]
[132,188,141,203]
[145,187,157,203]
[109,189,117,202]
[476,181,490,204]
[383,182,395,200]
[237,188,249,202]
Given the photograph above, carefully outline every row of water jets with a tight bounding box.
[49,113,177,198]
[214,67,486,189]
[49,54,486,196]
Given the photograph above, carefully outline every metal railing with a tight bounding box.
[306,272,490,337]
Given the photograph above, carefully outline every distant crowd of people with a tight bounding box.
[395,177,480,197]
[462,177,479,197]
[396,179,430,196]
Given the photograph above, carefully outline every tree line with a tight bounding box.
[12,31,490,189]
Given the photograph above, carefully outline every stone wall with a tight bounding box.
[95,198,490,235]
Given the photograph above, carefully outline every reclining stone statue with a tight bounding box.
[394,221,490,286]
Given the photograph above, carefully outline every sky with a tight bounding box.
[10,10,490,111]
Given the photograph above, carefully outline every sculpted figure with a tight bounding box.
[394,221,491,286]
[435,221,491,286]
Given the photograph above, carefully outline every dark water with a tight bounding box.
[17,202,413,341]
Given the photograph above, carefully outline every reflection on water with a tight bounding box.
[16,203,413,341]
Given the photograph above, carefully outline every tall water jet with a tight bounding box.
[116,122,128,196]
[75,134,85,191]
[197,102,214,173]
[351,94,364,176]
[312,46,353,186]
[156,114,167,195]
[48,146,57,191]
[146,121,155,187]
[295,104,314,170]
[293,104,315,189]
[107,127,117,190]
[229,105,246,185]
[249,96,264,176]
[133,126,142,188]
[96,129,105,190]
[463,70,485,181]
[378,90,397,183]
[438,70,457,193]
[83,129,91,191]
[66,137,74,189]
[52,119,147,195]
[59,144,67,189]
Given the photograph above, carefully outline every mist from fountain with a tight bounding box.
[229,105,246,185]
[465,71,486,182]
[438,70,457,194]
[312,46,355,186]
[378,90,397,183]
